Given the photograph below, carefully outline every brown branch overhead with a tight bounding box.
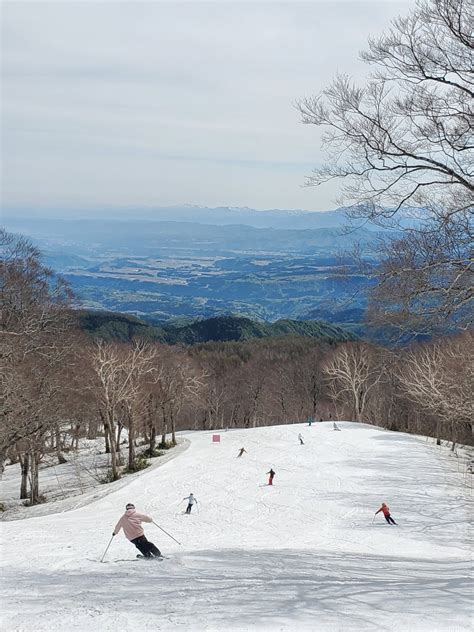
[297,0,473,207]
[297,0,473,336]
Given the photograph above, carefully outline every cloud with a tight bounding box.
[1,1,412,214]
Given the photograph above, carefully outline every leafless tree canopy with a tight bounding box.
[323,343,383,422]
[0,229,72,350]
[89,340,159,479]
[297,0,473,335]
[0,230,74,501]
[397,333,474,428]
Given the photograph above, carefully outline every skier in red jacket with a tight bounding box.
[375,503,397,525]
[267,469,275,485]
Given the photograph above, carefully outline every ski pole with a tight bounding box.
[153,521,182,546]
[174,500,183,515]
[100,535,114,562]
[371,515,375,525]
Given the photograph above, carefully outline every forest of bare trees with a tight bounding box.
[1,228,472,506]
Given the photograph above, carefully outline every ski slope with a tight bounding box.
[0,423,472,631]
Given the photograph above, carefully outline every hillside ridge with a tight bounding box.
[77,310,356,344]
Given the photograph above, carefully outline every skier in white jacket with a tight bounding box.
[183,493,198,514]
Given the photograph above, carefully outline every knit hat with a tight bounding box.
[125,503,135,510]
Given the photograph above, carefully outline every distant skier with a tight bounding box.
[267,469,275,485]
[298,433,304,445]
[307,418,313,427]
[375,503,397,525]
[113,503,162,558]
[183,493,198,514]
[237,447,247,458]
[333,422,341,431]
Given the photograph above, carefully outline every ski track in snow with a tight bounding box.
[0,422,472,631]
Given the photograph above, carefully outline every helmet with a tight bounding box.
[126,503,135,510]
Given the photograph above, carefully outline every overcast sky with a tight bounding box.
[2,1,411,216]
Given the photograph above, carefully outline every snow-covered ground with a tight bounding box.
[0,438,189,521]
[0,422,472,631]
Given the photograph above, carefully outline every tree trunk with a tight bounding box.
[354,389,364,422]
[128,414,135,470]
[230,404,240,428]
[116,424,123,466]
[74,424,80,451]
[29,451,40,504]
[87,419,98,440]
[146,394,155,449]
[19,452,29,499]
[0,453,5,480]
[170,410,177,446]
[106,412,120,481]
[101,409,111,454]
[149,426,156,453]
[55,426,67,464]
[312,393,318,418]
[104,424,110,453]
[160,421,167,448]
[450,422,456,452]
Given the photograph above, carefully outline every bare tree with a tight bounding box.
[0,229,72,354]
[119,343,158,470]
[366,216,473,338]
[397,332,474,446]
[296,349,326,420]
[323,343,383,422]
[199,379,228,430]
[151,347,205,444]
[298,0,473,334]
[0,230,72,481]
[89,340,158,478]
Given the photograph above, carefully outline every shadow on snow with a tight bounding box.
[3,548,471,631]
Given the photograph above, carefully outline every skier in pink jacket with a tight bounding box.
[113,503,161,558]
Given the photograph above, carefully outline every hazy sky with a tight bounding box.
[2,1,411,215]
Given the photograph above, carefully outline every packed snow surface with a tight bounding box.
[0,423,472,631]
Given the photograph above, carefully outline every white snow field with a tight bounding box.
[0,422,472,632]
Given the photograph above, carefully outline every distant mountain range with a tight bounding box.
[3,204,425,230]
[78,311,356,345]
[4,205,354,230]
[111,205,356,230]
